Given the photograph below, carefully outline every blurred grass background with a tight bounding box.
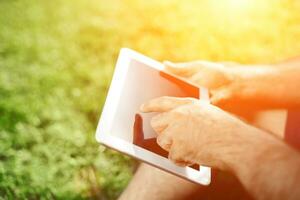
[1,0,300,199]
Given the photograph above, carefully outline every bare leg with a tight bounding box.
[118,163,252,200]
[118,163,202,200]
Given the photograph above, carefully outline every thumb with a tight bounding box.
[163,61,200,77]
[210,87,233,106]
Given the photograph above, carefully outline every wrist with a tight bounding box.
[227,126,300,200]
[226,66,280,104]
[228,125,283,176]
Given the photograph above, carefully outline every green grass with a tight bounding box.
[0,1,132,199]
[1,0,300,199]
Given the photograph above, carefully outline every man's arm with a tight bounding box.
[164,59,300,109]
[141,96,300,200]
[226,64,300,109]
[227,125,300,200]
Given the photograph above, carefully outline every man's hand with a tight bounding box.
[164,61,280,108]
[140,96,259,171]
[141,96,300,200]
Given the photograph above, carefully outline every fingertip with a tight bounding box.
[210,89,231,106]
[210,92,223,104]
[164,61,182,72]
[140,103,148,112]
[163,60,174,66]
[140,96,194,113]
[164,61,179,73]
[210,96,220,105]
[140,98,158,112]
[157,135,172,151]
[164,61,199,78]
[140,100,158,112]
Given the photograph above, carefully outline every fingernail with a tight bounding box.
[140,104,146,112]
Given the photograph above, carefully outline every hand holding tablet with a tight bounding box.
[96,48,211,185]
[96,48,299,187]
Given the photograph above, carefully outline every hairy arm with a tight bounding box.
[141,96,300,200]
[164,58,300,109]
[225,125,300,200]
[227,64,300,109]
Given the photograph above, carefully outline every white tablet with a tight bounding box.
[96,48,211,185]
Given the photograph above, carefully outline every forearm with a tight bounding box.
[278,56,300,67]
[232,65,300,108]
[230,126,300,200]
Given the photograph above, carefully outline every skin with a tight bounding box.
[164,60,300,109]
[140,96,300,200]
[119,58,300,200]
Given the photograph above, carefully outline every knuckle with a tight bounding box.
[172,106,192,117]
[186,97,198,103]
[150,115,159,127]
[180,97,198,105]
[157,135,171,151]
[168,150,176,161]
[172,108,186,116]
[160,96,172,102]
[168,151,187,167]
